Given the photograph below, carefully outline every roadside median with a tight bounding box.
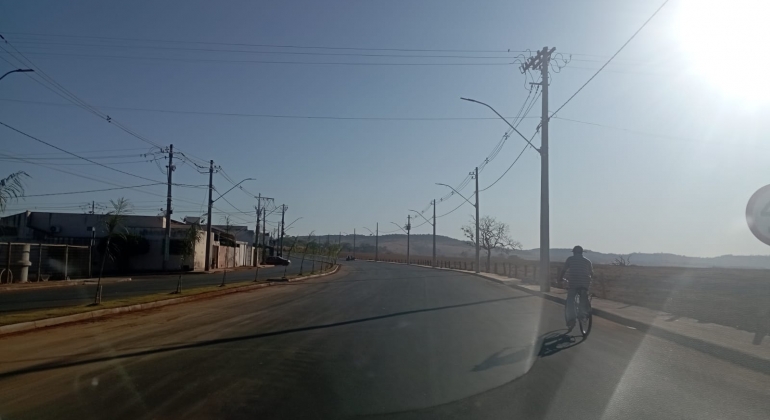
[363,259,770,374]
[0,264,340,337]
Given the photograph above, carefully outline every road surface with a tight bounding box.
[0,256,329,313]
[0,261,767,419]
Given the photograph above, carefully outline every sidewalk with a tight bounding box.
[0,265,275,291]
[377,261,770,374]
[1,277,132,291]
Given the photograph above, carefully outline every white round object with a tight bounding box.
[746,185,770,246]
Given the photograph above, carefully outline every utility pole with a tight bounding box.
[254,194,261,266]
[262,207,267,257]
[163,144,174,271]
[204,160,214,271]
[406,215,411,265]
[353,228,356,258]
[522,46,555,292]
[474,167,480,273]
[375,223,379,262]
[279,205,286,256]
[432,199,436,268]
[91,201,95,215]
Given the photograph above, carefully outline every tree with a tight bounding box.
[95,197,131,304]
[612,255,632,267]
[175,220,203,293]
[0,171,29,214]
[462,215,522,272]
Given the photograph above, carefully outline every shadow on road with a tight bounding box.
[537,330,586,358]
[0,294,535,380]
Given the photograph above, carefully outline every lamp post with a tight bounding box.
[0,68,33,82]
[461,96,550,291]
[204,177,255,272]
[409,202,436,268]
[390,219,411,264]
[436,182,480,273]
[362,226,377,261]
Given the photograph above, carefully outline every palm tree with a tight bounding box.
[0,171,29,214]
[94,198,131,305]
[175,220,203,293]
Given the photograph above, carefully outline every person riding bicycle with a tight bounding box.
[558,245,593,330]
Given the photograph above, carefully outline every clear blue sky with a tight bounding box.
[2,0,768,257]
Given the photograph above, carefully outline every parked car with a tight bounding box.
[265,256,291,266]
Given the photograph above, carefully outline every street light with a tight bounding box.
[462,96,550,292]
[436,180,481,273]
[0,68,33,82]
[390,219,411,264]
[409,204,436,268]
[204,177,256,272]
[362,224,378,261]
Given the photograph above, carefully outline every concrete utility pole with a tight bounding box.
[474,167,480,273]
[432,199,436,268]
[406,215,411,265]
[279,205,286,256]
[522,46,555,292]
[262,207,266,256]
[254,194,261,266]
[409,203,436,268]
[353,228,356,258]
[204,159,214,272]
[376,223,379,262]
[163,144,174,271]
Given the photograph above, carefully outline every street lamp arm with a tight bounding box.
[408,209,434,226]
[285,217,303,230]
[361,226,375,236]
[461,97,540,153]
[212,178,255,203]
[0,68,33,82]
[389,222,408,234]
[435,183,475,208]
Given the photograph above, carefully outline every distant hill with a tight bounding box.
[324,233,770,270]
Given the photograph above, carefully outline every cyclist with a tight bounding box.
[558,245,593,331]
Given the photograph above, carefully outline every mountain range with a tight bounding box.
[327,233,770,270]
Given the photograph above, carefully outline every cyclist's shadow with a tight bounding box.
[537,330,587,358]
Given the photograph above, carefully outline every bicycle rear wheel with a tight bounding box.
[577,294,592,338]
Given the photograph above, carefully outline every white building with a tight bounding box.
[0,211,254,273]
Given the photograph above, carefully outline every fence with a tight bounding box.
[351,252,566,285]
[0,242,91,283]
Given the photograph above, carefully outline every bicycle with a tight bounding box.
[563,279,593,338]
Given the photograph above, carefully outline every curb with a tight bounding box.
[0,265,341,337]
[363,260,770,374]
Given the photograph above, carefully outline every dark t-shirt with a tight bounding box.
[564,255,593,288]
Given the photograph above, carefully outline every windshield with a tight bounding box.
[1,1,769,419]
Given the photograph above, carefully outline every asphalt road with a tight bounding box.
[0,261,768,419]
[0,255,330,312]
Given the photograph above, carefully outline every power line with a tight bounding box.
[549,0,671,120]
[0,121,165,183]
[3,31,528,54]
[10,40,536,60]
[0,97,545,121]
[0,51,517,66]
